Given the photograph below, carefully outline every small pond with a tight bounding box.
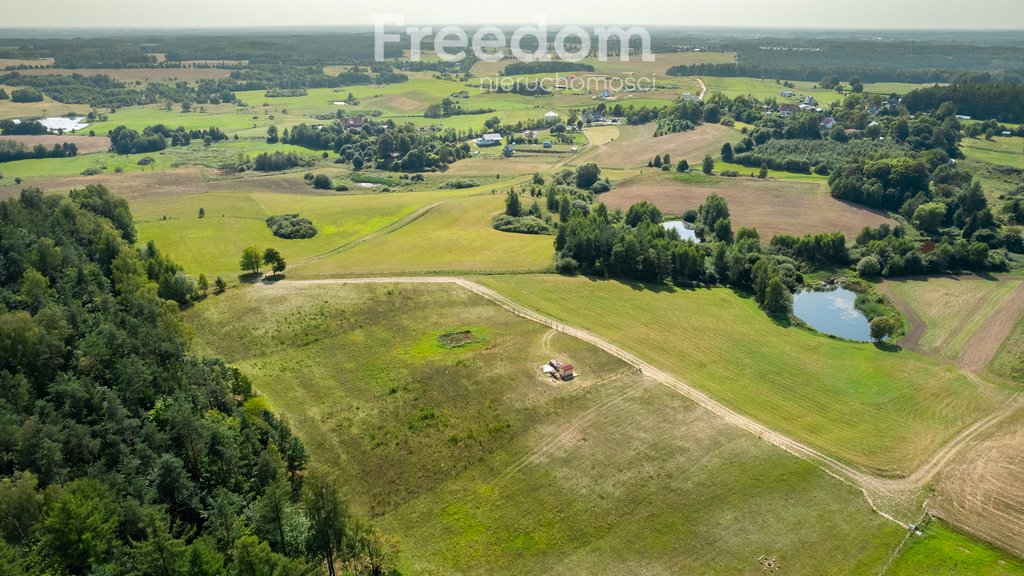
[792,287,872,342]
[662,220,700,243]
[12,116,90,132]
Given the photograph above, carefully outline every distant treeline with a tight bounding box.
[665,38,1024,83]
[0,73,238,108]
[0,140,78,163]
[666,63,961,84]
[502,61,595,75]
[0,33,402,68]
[903,83,1024,123]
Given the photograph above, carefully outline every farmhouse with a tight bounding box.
[477,133,503,147]
[339,116,364,132]
[544,111,560,122]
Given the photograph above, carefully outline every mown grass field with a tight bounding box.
[187,281,904,574]
[880,275,1024,361]
[0,139,316,179]
[601,170,895,239]
[885,519,1024,575]
[701,76,847,105]
[133,187,488,280]
[572,122,738,168]
[293,193,553,276]
[961,136,1024,169]
[477,274,1007,475]
[991,314,1024,381]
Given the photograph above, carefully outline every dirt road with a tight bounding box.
[274,276,1024,526]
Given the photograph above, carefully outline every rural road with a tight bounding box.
[693,76,708,100]
[271,276,1024,526]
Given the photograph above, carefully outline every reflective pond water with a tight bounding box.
[792,287,872,342]
[662,220,700,243]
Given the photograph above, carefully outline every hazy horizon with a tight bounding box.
[3,0,1024,30]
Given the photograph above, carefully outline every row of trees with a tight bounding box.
[0,141,78,163]
[553,195,815,316]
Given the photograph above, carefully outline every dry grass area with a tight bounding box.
[0,134,110,154]
[932,406,1024,558]
[572,123,736,168]
[0,84,86,120]
[600,172,895,239]
[13,67,232,82]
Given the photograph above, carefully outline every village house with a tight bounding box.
[339,116,364,132]
[476,133,503,147]
[779,103,797,116]
[820,116,837,131]
[780,90,796,97]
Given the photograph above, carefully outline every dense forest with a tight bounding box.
[0,188,397,575]
[666,36,1024,83]
[903,83,1024,123]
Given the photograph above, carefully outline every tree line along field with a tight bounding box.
[186,280,906,575]
[475,274,1011,476]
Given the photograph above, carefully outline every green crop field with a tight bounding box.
[885,519,1024,576]
[187,280,904,575]
[961,136,1024,169]
[476,274,1008,475]
[292,193,554,277]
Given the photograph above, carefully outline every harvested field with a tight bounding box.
[601,172,895,239]
[879,275,1024,369]
[572,123,736,168]
[932,407,1024,558]
[0,134,110,154]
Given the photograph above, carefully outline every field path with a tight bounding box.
[272,276,1024,527]
[876,283,926,353]
[694,76,707,100]
[958,281,1024,373]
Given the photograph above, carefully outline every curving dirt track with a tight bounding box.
[272,276,1024,529]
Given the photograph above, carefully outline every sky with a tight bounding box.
[2,0,1023,29]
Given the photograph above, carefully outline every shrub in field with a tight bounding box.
[266,213,318,239]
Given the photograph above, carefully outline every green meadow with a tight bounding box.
[187,280,905,575]
[477,274,1008,475]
